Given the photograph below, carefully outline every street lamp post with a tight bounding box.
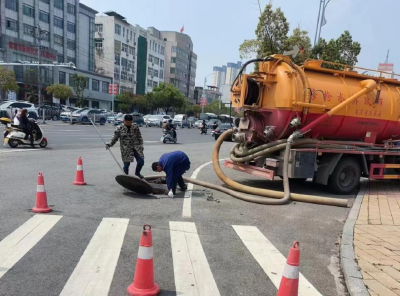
[35,26,48,123]
[313,0,332,46]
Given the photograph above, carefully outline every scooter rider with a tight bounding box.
[165,119,176,139]
[18,109,34,147]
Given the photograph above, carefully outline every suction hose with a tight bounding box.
[213,130,349,207]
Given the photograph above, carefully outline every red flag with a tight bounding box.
[180,26,184,33]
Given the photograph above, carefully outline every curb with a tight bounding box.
[340,181,369,296]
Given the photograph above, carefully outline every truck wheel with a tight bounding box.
[328,157,361,194]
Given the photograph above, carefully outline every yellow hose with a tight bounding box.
[213,130,349,207]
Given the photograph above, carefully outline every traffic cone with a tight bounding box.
[127,224,160,296]
[73,157,86,185]
[277,241,300,296]
[32,173,52,213]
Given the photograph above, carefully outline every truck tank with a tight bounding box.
[231,56,400,144]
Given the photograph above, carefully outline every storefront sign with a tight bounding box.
[9,42,57,61]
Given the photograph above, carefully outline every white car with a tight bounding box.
[0,101,38,119]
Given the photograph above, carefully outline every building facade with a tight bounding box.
[212,66,226,89]
[94,11,136,95]
[134,26,165,95]
[0,0,113,108]
[159,30,197,104]
[212,61,242,88]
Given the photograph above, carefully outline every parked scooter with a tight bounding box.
[3,119,48,148]
[161,129,177,144]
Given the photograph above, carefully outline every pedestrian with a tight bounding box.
[13,109,20,125]
[151,151,190,198]
[106,114,145,179]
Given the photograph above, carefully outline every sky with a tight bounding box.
[81,0,400,87]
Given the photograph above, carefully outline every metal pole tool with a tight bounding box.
[89,119,124,173]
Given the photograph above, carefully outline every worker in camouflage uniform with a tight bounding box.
[106,114,144,179]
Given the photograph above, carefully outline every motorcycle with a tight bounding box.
[3,119,48,148]
[200,126,208,135]
[161,129,177,144]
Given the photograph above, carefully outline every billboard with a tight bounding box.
[377,63,394,79]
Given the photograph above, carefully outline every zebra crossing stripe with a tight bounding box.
[232,225,321,296]
[59,218,129,296]
[0,215,63,280]
[170,221,220,296]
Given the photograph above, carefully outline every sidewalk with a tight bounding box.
[354,180,400,296]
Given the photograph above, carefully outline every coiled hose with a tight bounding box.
[213,130,349,207]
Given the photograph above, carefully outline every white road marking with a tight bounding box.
[182,159,228,218]
[59,218,128,296]
[0,149,40,153]
[44,130,85,132]
[232,225,321,296]
[170,221,220,296]
[0,215,63,280]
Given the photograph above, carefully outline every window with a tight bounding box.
[161,46,165,55]
[148,55,153,63]
[121,58,128,67]
[67,22,75,33]
[114,68,120,80]
[153,57,159,65]
[6,19,18,32]
[128,60,134,69]
[171,57,176,63]
[67,3,75,14]
[170,68,175,74]
[67,39,75,50]
[58,54,64,63]
[114,54,120,65]
[54,34,63,45]
[148,67,153,76]
[54,17,63,28]
[130,31,133,40]
[23,4,34,17]
[54,0,63,10]
[115,24,121,35]
[69,74,74,86]
[122,43,128,53]
[41,31,50,41]
[95,39,103,48]
[102,81,109,93]
[128,74,134,82]
[85,78,89,89]
[160,60,164,67]
[153,81,158,88]
[153,69,159,77]
[67,56,76,65]
[23,24,34,36]
[59,71,66,84]
[121,71,127,81]
[39,11,50,23]
[147,79,152,87]
[5,0,18,11]
[158,44,160,53]
[129,46,135,56]
[96,24,103,33]
[40,0,50,3]
[92,79,99,91]
[160,70,164,79]
[123,27,125,37]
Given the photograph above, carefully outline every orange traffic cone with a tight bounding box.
[277,241,300,296]
[73,157,86,185]
[127,224,160,296]
[32,173,52,213]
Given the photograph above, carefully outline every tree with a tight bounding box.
[24,68,39,103]
[0,67,19,98]
[70,74,87,107]
[116,92,148,113]
[145,83,186,114]
[313,31,361,69]
[239,4,289,60]
[46,84,73,101]
[285,27,312,65]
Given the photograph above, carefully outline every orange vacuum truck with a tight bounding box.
[211,55,400,207]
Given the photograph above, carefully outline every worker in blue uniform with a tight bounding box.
[152,151,190,198]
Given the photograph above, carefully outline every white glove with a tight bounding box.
[168,190,174,198]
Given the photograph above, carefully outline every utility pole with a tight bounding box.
[34,26,48,122]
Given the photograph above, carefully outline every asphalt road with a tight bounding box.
[0,121,353,296]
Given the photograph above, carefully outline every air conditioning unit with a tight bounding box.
[98,31,103,36]
[134,42,136,45]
